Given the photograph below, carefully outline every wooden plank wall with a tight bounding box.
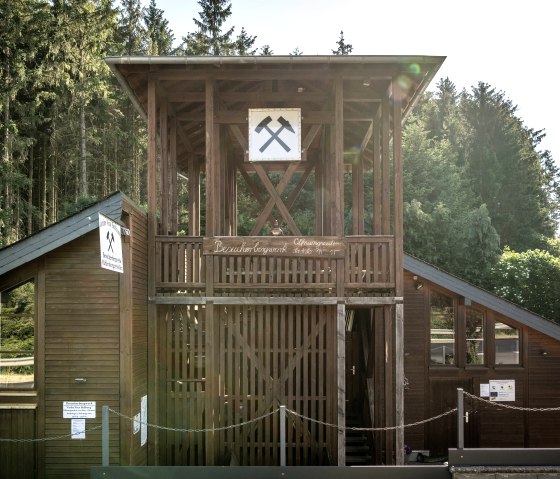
[526,330,560,447]
[161,304,337,466]
[0,407,36,478]
[402,272,427,450]
[43,231,120,478]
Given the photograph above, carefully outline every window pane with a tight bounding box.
[495,321,519,365]
[430,291,455,365]
[466,308,484,365]
[0,282,35,389]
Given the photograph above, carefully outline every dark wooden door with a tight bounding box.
[427,378,474,456]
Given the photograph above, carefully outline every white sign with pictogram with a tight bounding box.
[99,213,124,273]
[249,108,301,161]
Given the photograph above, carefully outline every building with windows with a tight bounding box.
[0,55,559,478]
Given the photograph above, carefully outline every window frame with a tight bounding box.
[429,287,457,367]
[0,278,37,392]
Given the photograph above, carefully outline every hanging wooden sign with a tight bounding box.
[203,236,346,258]
[248,108,301,161]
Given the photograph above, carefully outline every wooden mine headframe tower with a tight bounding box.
[107,55,444,466]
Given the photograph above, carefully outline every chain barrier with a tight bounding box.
[286,407,458,431]
[2,394,559,444]
[463,391,560,412]
[0,425,102,443]
[107,407,280,433]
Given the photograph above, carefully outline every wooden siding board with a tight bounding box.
[43,231,120,479]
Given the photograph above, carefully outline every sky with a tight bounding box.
[143,0,559,163]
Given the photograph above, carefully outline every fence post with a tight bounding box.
[457,388,464,450]
[280,405,286,466]
[102,405,109,466]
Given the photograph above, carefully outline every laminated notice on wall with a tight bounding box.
[489,379,515,401]
[71,418,86,439]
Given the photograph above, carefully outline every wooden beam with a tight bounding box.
[150,296,403,305]
[205,79,216,236]
[169,116,178,234]
[395,303,404,465]
[253,164,301,235]
[392,79,404,297]
[154,66,399,81]
[333,76,344,236]
[250,162,300,235]
[381,93,391,236]
[337,301,346,466]
[373,111,382,235]
[160,99,169,234]
[384,305,394,465]
[146,76,158,464]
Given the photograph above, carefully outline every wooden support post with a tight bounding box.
[315,150,324,235]
[395,303,404,465]
[381,94,391,236]
[336,301,346,466]
[169,116,178,234]
[373,307,385,464]
[205,78,215,237]
[160,99,169,234]
[147,76,159,464]
[372,112,382,236]
[392,79,403,297]
[333,76,344,236]
[384,304,394,464]
[188,158,200,236]
[205,301,215,464]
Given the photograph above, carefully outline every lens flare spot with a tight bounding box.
[397,74,412,91]
[408,63,421,75]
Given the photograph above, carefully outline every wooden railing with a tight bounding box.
[156,235,395,295]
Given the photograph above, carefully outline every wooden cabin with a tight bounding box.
[402,256,560,456]
[1,56,559,479]
[0,193,149,478]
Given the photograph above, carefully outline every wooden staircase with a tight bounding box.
[345,411,373,465]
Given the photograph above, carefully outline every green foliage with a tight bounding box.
[487,244,560,323]
[403,115,500,283]
[332,30,353,55]
[144,0,174,55]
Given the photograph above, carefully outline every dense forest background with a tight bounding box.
[1,0,559,322]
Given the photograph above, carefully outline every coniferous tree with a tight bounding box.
[259,44,273,56]
[183,0,235,55]
[235,27,257,55]
[144,0,174,55]
[460,82,554,250]
[118,0,146,56]
[332,30,353,55]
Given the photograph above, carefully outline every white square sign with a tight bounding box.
[99,213,124,273]
[249,108,301,161]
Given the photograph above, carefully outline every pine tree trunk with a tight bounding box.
[41,137,47,228]
[80,98,88,196]
[28,141,34,235]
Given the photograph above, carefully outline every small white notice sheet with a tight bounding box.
[71,419,86,439]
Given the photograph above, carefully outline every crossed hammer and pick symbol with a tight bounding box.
[106,231,115,252]
[255,115,295,153]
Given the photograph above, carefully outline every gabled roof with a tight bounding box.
[404,253,560,341]
[0,192,125,277]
